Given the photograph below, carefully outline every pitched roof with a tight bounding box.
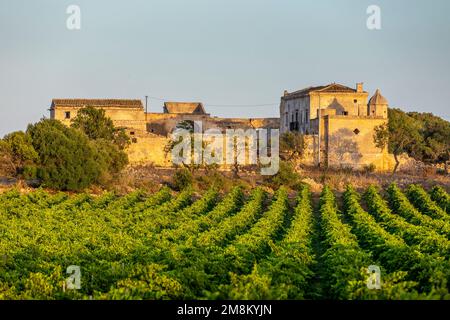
[163,102,206,114]
[51,99,143,109]
[283,83,363,100]
[368,89,389,105]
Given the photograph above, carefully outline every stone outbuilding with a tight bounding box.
[50,99,279,166]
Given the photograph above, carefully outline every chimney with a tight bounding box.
[356,82,363,93]
[284,90,289,96]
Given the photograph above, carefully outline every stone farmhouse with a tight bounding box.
[280,82,392,171]
[49,82,393,171]
[49,99,279,166]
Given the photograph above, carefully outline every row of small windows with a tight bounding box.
[285,110,309,126]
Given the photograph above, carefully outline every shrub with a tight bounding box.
[1,131,39,177]
[27,119,102,191]
[93,139,129,185]
[363,163,376,174]
[195,170,233,192]
[0,140,15,177]
[20,110,130,190]
[71,106,130,150]
[264,161,301,190]
[22,165,38,180]
[280,132,306,162]
[172,168,193,191]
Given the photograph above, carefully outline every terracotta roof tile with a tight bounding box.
[51,99,143,109]
[368,89,389,105]
[284,83,362,100]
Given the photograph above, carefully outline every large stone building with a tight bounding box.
[51,99,147,131]
[280,83,392,171]
[50,99,279,165]
[49,82,393,171]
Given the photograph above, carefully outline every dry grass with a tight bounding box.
[303,166,450,193]
[117,164,449,194]
[1,164,448,196]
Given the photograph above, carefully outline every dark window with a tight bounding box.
[343,111,349,116]
[289,122,299,131]
[354,99,358,103]
[65,111,71,119]
[353,128,360,135]
[132,138,138,143]
[295,112,298,122]
[130,131,135,136]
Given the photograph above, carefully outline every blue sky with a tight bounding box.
[1,0,449,136]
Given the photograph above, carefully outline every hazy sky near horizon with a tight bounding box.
[1,0,449,136]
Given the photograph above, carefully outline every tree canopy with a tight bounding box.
[0,107,130,190]
[280,132,306,163]
[408,112,450,165]
[374,108,450,173]
[0,131,38,178]
[27,119,102,190]
[71,106,130,150]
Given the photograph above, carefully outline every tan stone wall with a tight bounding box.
[302,135,319,166]
[126,132,171,166]
[211,117,280,131]
[369,103,388,118]
[324,116,391,171]
[126,131,261,167]
[52,106,146,131]
[299,116,393,172]
[51,105,279,168]
[309,92,369,119]
[146,113,279,136]
[146,113,213,136]
[49,101,395,172]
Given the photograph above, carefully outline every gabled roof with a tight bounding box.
[51,99,143,109]
[287,85,328,97]
[163,102,206,114]
[368,89,389,105]
[316,83,358,93]
[283,83,365,100]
